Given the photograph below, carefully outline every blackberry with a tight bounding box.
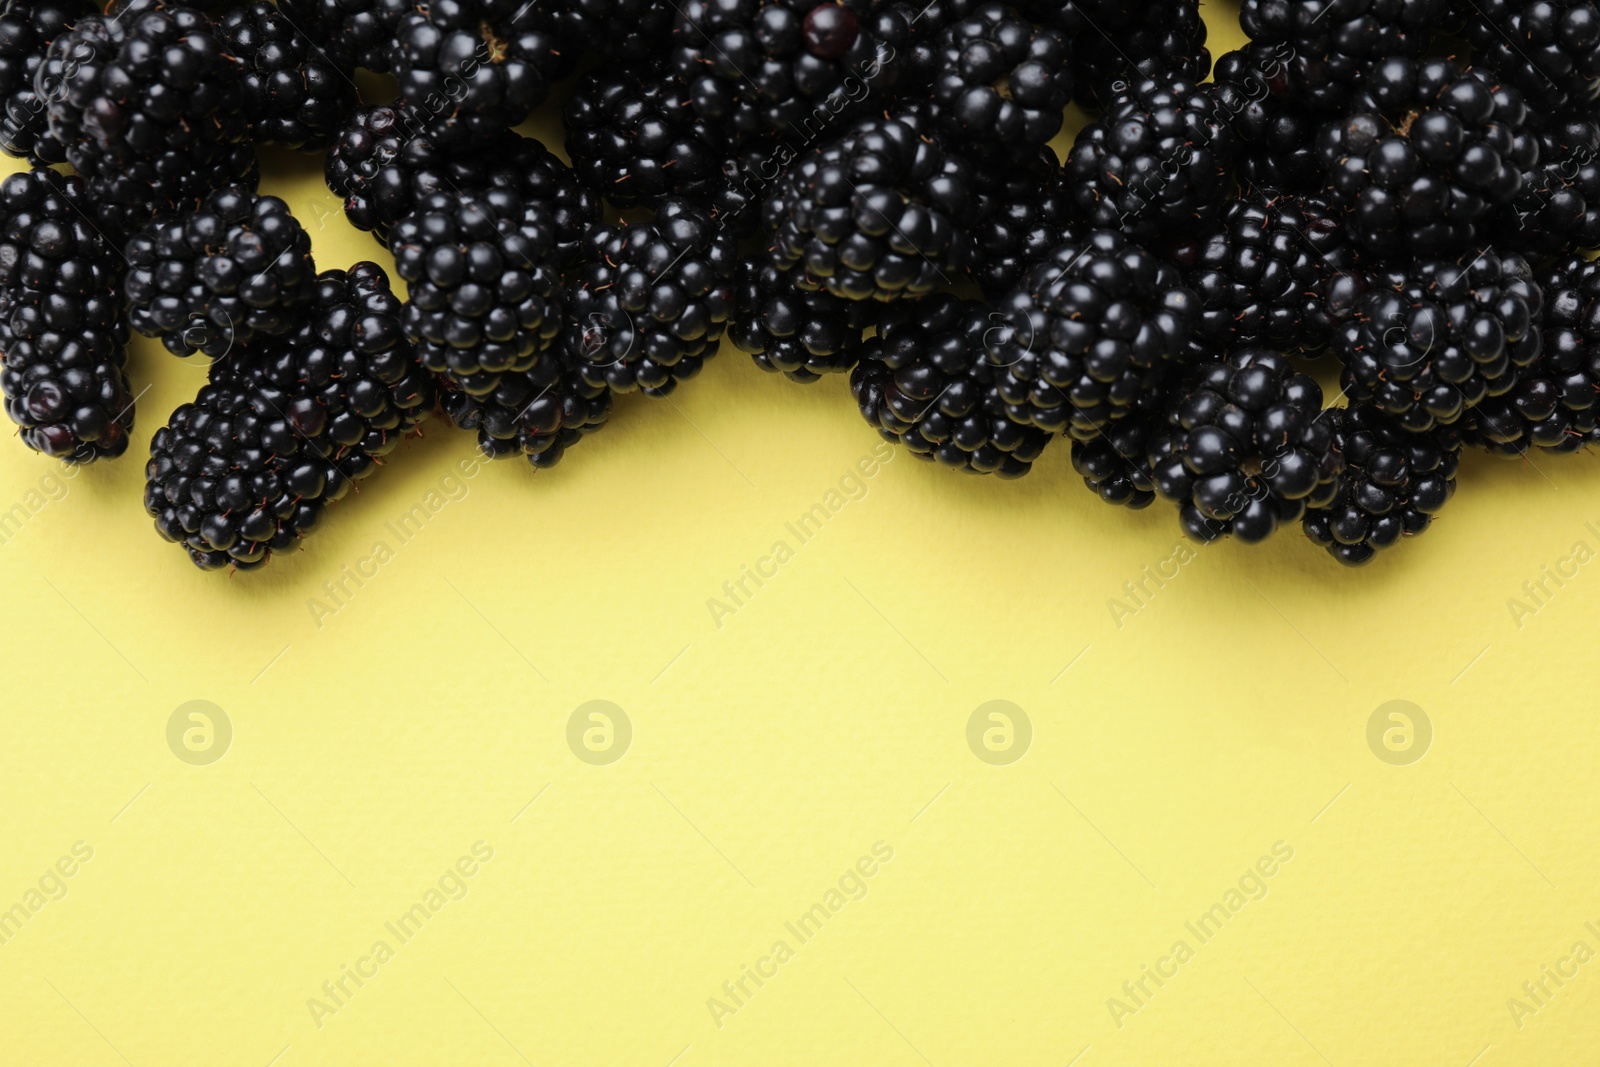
[124,188,318,360]
[1212,45,1322,194]
[388,0,573,139]
[0,167,133,462]
[764,112,973,302]
[1467,254,1600,455]
[217,1,356,151]
[1303,404,1460,565]
[564,61,729,211]
[566,198,739,396]
[1150,350,1341,544]
[989,229,1199,440]
[1165,190,1363,359]
[1239,0,1449,112]
[968,145,1077,298]
[0,0,92,164]
[145,263,434,571]
[1334,248,1544,432]
[852,295,1049,477]
[1497,114,1600,262]
[924,3,1071,148]
[37,3,256,237]
[671,0,910,144]
[1063,74,1239,243]
[1043,0,1210,110]
[1070,388,1166,509]
[732,258,871,382]
[389,189,564,399]
[1316,57,1539,259]
[1451,0,1600,112]
[276,0,400,72]
[439,357,611,468]
[548,0,673,63]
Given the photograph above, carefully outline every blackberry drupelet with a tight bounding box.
[1334,248,1544,432]
[671,0,910,143]
[1315,57,1538,259]
[1467,254,1600,455]
[388,0,573,138]
[564,62,728,211]
[764,113,973,302]
[732,258,871,383]
[1044,0,1210,110]
[37,3,256,236]
[0,167,133,461]
[277,0,400,72]
[1165,190,1363,358]
[1150,349,1340,544]
[851,295,1049,477]
[438,357,611,467]
[1239,0,1448,112]
[1497,115,1600,262]
[1070,388,1166,509]
[968,145,1077,298]
[1064,74,1239,243]
[218,1,356,151]
[125,188,318,360]
[925,3,1071,148]
[566,198,739,396]
[989,229,1198,440]
[1212,45,1322,194]
[1303,403,1460,565]
[1451,0,1600,112]
[145,262,435,571]
[389,189,564,399]
[0,0,92,164]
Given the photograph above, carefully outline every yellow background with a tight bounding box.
[4,3,1600,1064]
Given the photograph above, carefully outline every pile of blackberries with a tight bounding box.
[2,0,1599,570]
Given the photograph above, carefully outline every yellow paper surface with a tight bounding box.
[3,3,1599,1064]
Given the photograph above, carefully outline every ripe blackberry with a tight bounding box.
[672,0,911,143]
[217,1,356,151]
[968,145,1077,298]
[1165,190,1363,359]
[1070,388,1166,509]
[989,229,1199,440]
[924,4,1071,148]
[1451,0,1600,112]
[37,3,256,237]
[1212,45,1322,194]
[564,61,729,211]
[1334,248,1544,432]
[732,258,870,383]
[1316,57,1539,259]
[1467,254,1600,455]
[0,0,92,164]
[389,189,564,399]
[125,188,318,360]
[764,112,973,302]
[1042,0,1210,110]
[1303,404,1460,565]
[851,295,1048,477]
[388,0,573,138]
[439,357,611,468]
[145,262,435,571]
[566,198,739,396]
[1239,0,1448,112]
[1497,114,1600,261]
[0,167,133,462]
[1150,350,1340,544]
[548,0,673,63]
[276,0,400,72]
[1063,74,1239,243]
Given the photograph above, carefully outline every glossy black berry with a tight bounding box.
[218,1,357,151]
[924,3,1071,148]
[1240,0,1449,112]
[1452,0,1600,112]
[732,258,871,382]
[0,0,92,164]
